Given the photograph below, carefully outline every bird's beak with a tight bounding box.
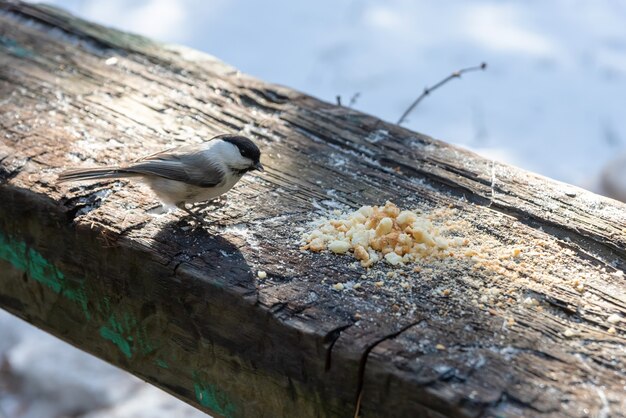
[254,162,264,172]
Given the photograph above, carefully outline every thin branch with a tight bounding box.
[397,62,487,125]
[337,93,360,108]
[348,92,361,108]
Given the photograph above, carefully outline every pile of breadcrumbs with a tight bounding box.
[300,201,469,267]
[298,201,626,339]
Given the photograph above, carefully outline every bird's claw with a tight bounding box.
[177,203,213,229]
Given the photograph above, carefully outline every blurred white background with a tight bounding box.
[3,1,626,417]
[37,0,626,190]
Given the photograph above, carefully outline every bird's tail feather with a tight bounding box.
[57,167,139,183]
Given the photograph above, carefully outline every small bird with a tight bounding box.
[58,134,264,224]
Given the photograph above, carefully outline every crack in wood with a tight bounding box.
[324,322,355,371]
[353,320,423,418]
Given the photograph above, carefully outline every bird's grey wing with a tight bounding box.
[134,142,204,162]
[124,150,225,187]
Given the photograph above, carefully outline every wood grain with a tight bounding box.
[1,2,625,417]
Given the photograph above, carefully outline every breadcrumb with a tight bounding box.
[607,313,622,324]
[300,201,468,267]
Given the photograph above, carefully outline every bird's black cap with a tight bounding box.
[217,134,261,163]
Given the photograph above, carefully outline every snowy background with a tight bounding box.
[3,0,626,417]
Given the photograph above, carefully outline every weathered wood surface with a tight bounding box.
[1,2,626,417]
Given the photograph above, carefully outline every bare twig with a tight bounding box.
[397,62,487,125]
[348,92,361,108]
[337,93,361,108]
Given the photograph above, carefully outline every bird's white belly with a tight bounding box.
[144,175,242,206]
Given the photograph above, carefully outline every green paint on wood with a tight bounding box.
[193,373,236,418]
[0,36,33,58]
[99,323,132,358]
[98,311,156,359]
[0,231,90,319]
[1,232,170,386]
[99,313,134,358]
[156,358,169,369]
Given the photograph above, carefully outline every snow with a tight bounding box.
[5,1,626,417]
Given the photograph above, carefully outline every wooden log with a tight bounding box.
[1,2,626,417]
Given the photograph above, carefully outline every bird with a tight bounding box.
[58,134,264,225]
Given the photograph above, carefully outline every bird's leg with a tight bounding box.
[176,202,212,227]
[192,197,227,212]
